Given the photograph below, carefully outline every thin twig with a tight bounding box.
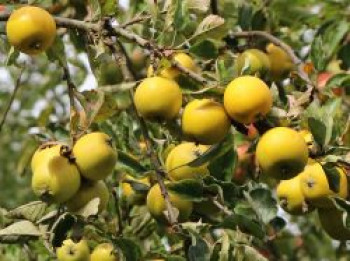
[107,37,179,228]
[112,188,124,235]
[0,67,24,133]
[172,60,208,85]
[62,64,78,144]
[211,0,219,15]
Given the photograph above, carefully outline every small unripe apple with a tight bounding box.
[73,132,118,181]
[56,239,90,261]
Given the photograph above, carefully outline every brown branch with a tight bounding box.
[210,0,219,15]
[107,38,179,228]
[172,60,208,85]
[62,64,78,144]
[0,67,24,133]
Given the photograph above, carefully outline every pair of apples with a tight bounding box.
[57,240,118,261]
[31,132,117,213]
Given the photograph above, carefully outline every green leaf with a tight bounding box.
[308,117,327,147]
[167,179,204,201]
[245,188,278,224]
[189,40,219,59]
[6,201,47,223]
[188,236,210,261]
[0,220,41,243]
[310,36,327,71]
[6,46,19,66]
[117,150,147,172]
[189,134,233,168]
[219,214,265,239]
[191,15,227,41]
[216,58,235,85]
[209,148,236,182]
[321,162,340,193]
[187,0,210,13]
[90,0,102,20]
[46,36,67,65]
[114,238,142,261]
[324,74,350,93]
[102,0,118,16]
[173,0,191,32]
[50,213,77,248]
[73,198,101,218]
[241,245,269,261]
[237,4,253,31]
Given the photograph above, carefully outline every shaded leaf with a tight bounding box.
[188,236,210,261]
[189,40,219,59]
[115,238,142,261]
[117,150,147,172]
[6,201,47,223]
[167,179,204,201]
[192,15,226,41]
[219,214,265,239]
[0,220,41,243]
[50,213,77,248]
[322,162,340,193]
[245,188,278,224]
[308,117,327,147]
[74,198,100,218]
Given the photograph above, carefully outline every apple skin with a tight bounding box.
[317,72,343,96]
[56,239,90,261]
[90,243,118,261]
[73,132,118,181]
[65,180,109,213]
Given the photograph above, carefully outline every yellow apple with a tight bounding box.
[31,145,81,204]
[66,180,109,213]
[182,99,231,145]
[6,6,56,55]
[73,132,118,181]
[56,239,90,261]
[90,243,118,261]
[165,142,209,181]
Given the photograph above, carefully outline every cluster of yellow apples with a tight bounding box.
[31,132,117,214]
[56,239,119,261]
[132,51,276,223]
[255,127,350,240]
[235,44,294,80]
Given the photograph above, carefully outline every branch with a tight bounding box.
[210,0,219,15]
[62,64,78,144]
[0,67,24,133]
[107,38,179,228]
[172,60,208,85]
